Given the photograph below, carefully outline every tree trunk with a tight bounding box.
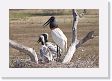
[9,40,38,64]
[72,9,79,43]
[62,9,94,63]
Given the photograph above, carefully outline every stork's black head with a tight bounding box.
[49,16,55,22]
[37,35,45,45]
[43,16,58,30]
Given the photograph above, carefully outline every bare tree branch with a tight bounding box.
[76,31,94,48]
[72,9,79,43]
[9,40,38,64]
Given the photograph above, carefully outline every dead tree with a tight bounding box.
[72,9,79,43]
[63,9,94,63]
[9,40,38,64]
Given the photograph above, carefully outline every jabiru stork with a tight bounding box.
[41,33,62,59]
[37,35,53,62]
[43,16,67,59]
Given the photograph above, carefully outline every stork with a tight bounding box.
[43,16,67,59]
[37,35,53,63]
[41,33,62,59]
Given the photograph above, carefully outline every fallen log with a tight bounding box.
[9,40,38,64]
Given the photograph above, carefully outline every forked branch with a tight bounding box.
[63,9,94,63]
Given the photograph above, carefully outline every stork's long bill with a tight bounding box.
[43,18,50,27]
[43,17,54,27]
[37,36,41,43]
[43,16,58,29]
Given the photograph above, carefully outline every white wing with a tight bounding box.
[40,45,53,61]
[46,42,62,57]
[46,42,57,51]
[40,45,47,59]
[51,28,67,52]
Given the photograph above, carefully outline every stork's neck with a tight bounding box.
[49,22,58,30]
[41,41,45,45]
[44,39,48,43]
[50,26,58,30]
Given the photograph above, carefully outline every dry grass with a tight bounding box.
[9,9,99,68]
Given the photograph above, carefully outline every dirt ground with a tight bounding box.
[9,9,99,68]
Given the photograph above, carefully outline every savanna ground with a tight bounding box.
[9,9,99,68]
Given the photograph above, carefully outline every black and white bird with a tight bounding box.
[43,16,67,59]
[41,33,62,59]
[37,35,53,62]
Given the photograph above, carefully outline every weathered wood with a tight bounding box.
[63,9,94,63]
[62,9,79,63]
[62,31,94,63]
[9,40,38,64]
[76,31,94,48]
[72,9,79,43]
[62,42,77,63]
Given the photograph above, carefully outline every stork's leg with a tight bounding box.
[57,46,61,57]
[56,46,62,62]
[57,45,59,58]
[59,47,61,58]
